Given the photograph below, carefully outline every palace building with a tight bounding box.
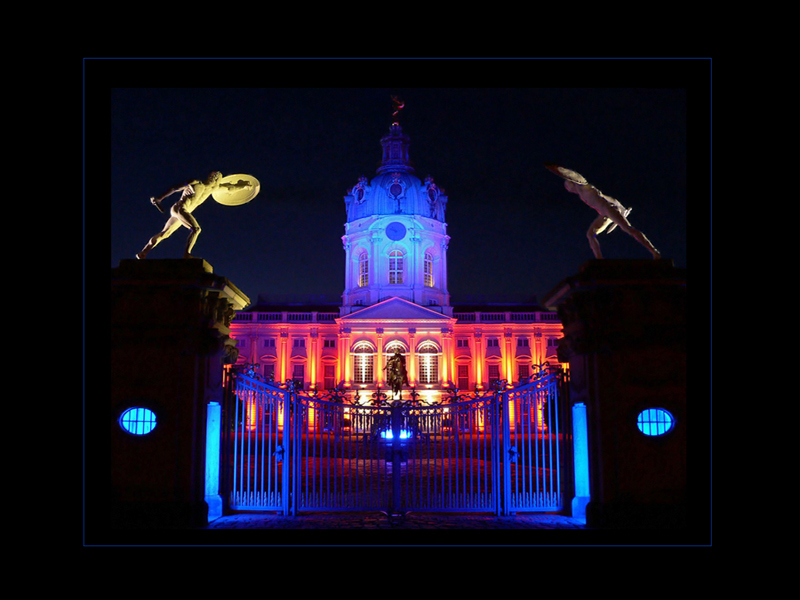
[229,121,564,402]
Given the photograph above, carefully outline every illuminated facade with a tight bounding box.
[230,122,563,401]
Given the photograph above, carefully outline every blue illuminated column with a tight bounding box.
[571,402,590,519]
[205,401,222,522]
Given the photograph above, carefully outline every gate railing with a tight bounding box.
[502,371,569,513]
[290,392,392,514]
[223,366,570,516]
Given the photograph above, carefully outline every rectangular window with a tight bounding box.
[424,253,434,288]
[486,338,499,347]
[323,339,336,348]
[418,354,439,385]
[292,364,305,389]
[354,355,374,384]
[488,364,500,384]
[457,365,469,390]
[359,253,369,287]
[263,362,276,380]
[293,338,305,348]
[518,364,530,381]
[264,338,276,348]
[517,338,529,347]
[324,365,336,389]
[457,339,469,348]
[389,252,404,284]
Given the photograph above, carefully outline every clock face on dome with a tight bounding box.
[386,221,406,241]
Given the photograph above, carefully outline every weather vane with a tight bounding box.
[391,95,405,123]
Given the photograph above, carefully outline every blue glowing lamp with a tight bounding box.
[380,429,412,440]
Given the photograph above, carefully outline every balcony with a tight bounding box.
[452,311,559,324]
[232,311,339,324]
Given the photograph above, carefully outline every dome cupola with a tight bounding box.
[341,119,451,316]
[344,122,447,223]
[377,122,414,174]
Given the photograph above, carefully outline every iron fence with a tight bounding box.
[222,366,570,516]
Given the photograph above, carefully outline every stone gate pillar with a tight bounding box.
[544,260,687,529]
[109,259,249,528]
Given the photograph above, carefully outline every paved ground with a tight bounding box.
[202,511,588,530]
[192,510,595,546]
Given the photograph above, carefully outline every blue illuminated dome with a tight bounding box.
[344,123,448,223]
[636,408,674,436]
[119,407,157,435]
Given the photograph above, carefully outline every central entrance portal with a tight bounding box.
[222,369,571,517]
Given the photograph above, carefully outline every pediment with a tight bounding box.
[338,297,454,324]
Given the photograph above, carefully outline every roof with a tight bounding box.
[337,297,455,323]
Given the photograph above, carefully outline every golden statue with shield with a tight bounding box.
[137,171,260,260]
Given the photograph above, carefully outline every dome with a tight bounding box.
[344,123,447,223]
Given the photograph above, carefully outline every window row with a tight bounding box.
[456,364,536,390]
[358,251,435,287]
[257,338,337,348]
[254,336,559,351]
[456,337,561,347]
[252,363,336,390]
[353,353,439,385]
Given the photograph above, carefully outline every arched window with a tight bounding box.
[384,340,407,356]
[353,342,375,384]
[417,342,440,385]
[424,252,434,287]
[358,252,369,287]
[389,250,404,284]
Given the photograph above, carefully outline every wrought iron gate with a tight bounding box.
[222,368,570,516]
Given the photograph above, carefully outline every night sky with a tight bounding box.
[96,59,707,309]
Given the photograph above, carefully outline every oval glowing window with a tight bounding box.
[636,408,674,436]
[119,407,157,435]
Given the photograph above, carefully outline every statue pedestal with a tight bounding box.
[544,260,687,529]
[109,259,249,528]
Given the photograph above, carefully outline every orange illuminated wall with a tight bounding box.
[307,403,316,431]
[228,311,564,396]
[244,391,257,432]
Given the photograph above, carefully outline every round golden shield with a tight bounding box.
[544,163,588,185]
[212,174,261,206]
